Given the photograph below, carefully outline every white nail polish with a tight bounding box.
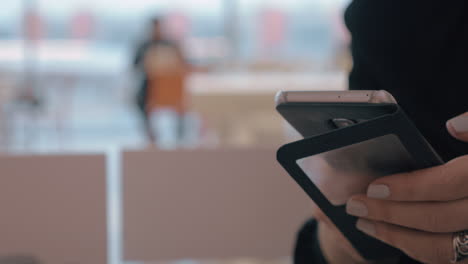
[346,200,368,217]
[449,115,468,133]
[367,185,390,199]
[356,219,376,236]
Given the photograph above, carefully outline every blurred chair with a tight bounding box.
[123,148,312,262]
[0,154,107,264]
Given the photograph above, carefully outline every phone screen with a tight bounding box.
[297,134,417,205]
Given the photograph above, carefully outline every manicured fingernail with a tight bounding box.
[356,219,376,236]
[448,115,468,133]
[367,184,390,199]
[346,200,368,217]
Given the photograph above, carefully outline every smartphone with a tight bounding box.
[275,90,443,259]
[276,90,404,205]
[276,90,398,137]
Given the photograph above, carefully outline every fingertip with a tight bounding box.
[367,184,391,199]
[446,120,458,138]
[446,113,468,142]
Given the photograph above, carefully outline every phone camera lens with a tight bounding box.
[331,118,357,128]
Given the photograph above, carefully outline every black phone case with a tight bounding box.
[276,102,399,138]
[276,104,444,260]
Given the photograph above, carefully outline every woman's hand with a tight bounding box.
[346,113,468,264]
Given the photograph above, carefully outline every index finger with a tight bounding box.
[367,155,468,202]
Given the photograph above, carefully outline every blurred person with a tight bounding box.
[133,18,189,146]
[294,1,467,264]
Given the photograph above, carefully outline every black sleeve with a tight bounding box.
[294,219,328,264]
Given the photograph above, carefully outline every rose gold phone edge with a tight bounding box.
[275,90,397,105]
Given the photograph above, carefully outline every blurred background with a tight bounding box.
[0,0,350,152]
[0,1,351,264]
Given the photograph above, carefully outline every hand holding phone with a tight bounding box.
[276,90,443,260]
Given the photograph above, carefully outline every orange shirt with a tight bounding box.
[147,74,186,113]
[144,44,187,113]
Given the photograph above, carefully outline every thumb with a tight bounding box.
[446,112,468,142]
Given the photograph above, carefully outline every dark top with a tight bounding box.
[295,1,468,263]
[346,0,468,161]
